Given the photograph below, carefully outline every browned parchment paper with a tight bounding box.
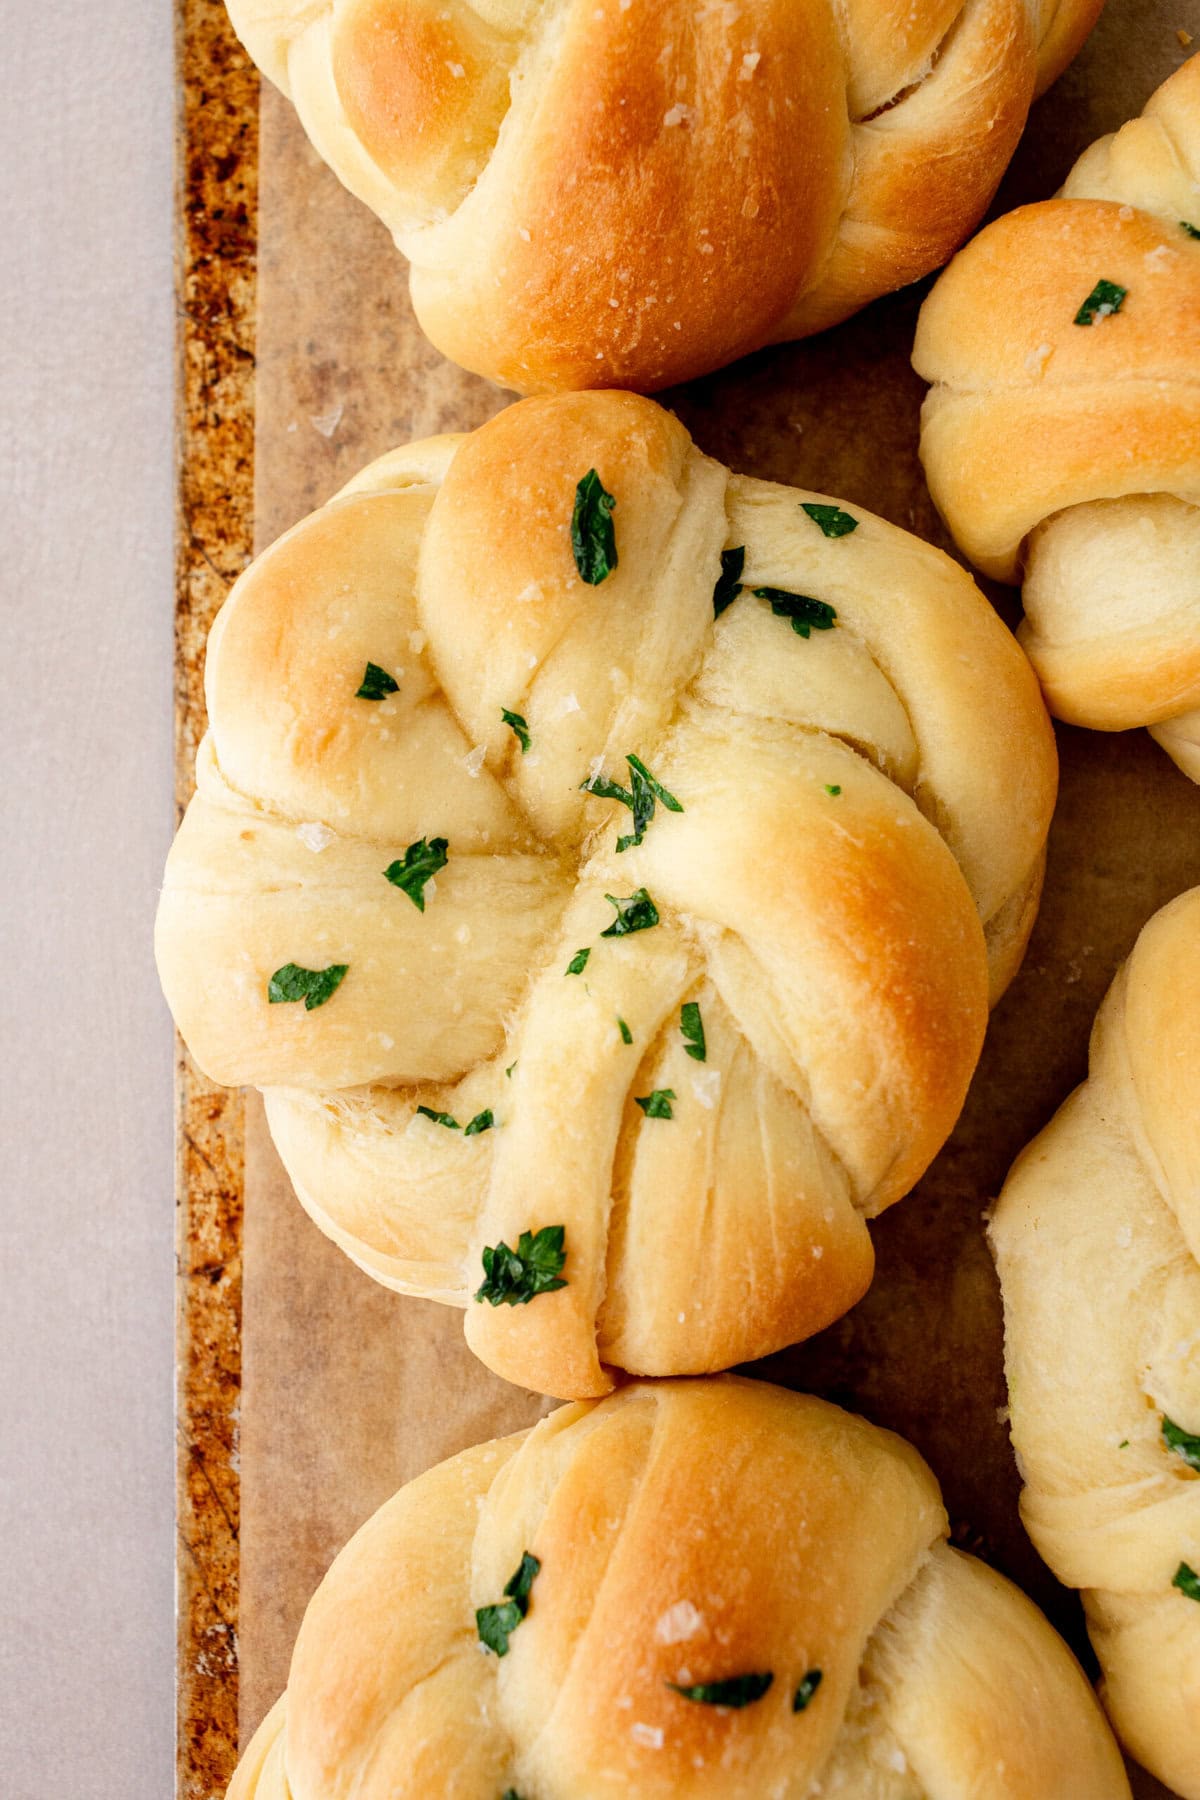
[237,10,1199,1791]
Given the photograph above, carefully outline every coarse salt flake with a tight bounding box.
[309,400,343,438]
[663,103,697,128]
[691,1069,722,1110]
[631,1723,664,1750]
[655,1599,705,1644]
[464,744,487,777]
[296,821,334,853]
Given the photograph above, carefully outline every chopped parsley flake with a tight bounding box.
[680,1001,706,1062]
[476,1552,540,1655]
[1163,1417,1200,1471]
[356,661,399,700]
[1074,279,1126,325]
[1173,1561,1200,1602]
[601,888,660,937]
[417,1105,460,1130]
[636,1087,676,1119]
[1182,221,1200,240]
[713,545,746,616]
[501,708,530,753]
[618,1017,633,1044]
[383,836,448,911]
[754,587,837,638]
[565,947,591,975]
[267,962,348,1010]
[802,502,858,538]
[667,1673,774,1708]
[505,1060,517,1079]
[581,753,683,852]
[824,783,841,796]
[571,469,617,585]
[416,1103,493,1135]
[793,1669,823,1712]
[475,1225,567,1307]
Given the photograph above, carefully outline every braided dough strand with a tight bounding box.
[915,55,1200,778]
[226,1379,1129,1799]
[156,392,1054,1396]
[225,0,1101,391]
[991,886,1200,1797]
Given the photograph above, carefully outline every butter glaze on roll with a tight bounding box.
[225,0,1101,393]
[227,1378,1129,1800]
[991,887,1200,1798]
[915,56,1200,780]
[156,391,1055,1398]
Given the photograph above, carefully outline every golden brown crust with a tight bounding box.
[157,391,1054,1397]
[914,55,1200,775]
[227,1378,1130,1799]
[226,0,1101,392]
[991,887,1200,1798]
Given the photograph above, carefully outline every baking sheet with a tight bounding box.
[226,7,1198,1790]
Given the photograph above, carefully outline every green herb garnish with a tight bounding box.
[415,1103,492,1135]
[383,836,448,911]
[267,962,348,1010]
[621,754,683,851]
[713,545,746,617]
[475,1226,567,1306]
[1163,1417,1200,1471]
[667,1673,774,1708]
[476,1552,540,1655]
[356,661,399,700]
[1074,279,1126,325]
[824,783,841,796]
[505,1061,517,1079]
[618,1017,633,1044]
[417,1105,460,1130]
[636,1088,676,1119]
[571,469,617,585]
[1173,1561,1200,1602]
[501,708,530,753]
[581,754,683,852]
[793,1669,823,1712]
[754,587,837,638]
[802,502,858,538]
[565,947,591,975]
[1182,221,1200,240]
[680,1001,706,1062]
[601,888,660,937]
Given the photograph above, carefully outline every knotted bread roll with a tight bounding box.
[227,1377,1129,1800]
[991,886,1200,1799]
[915,55,1200,781]
[156,391,1055,1399]
[224,0,1101,393]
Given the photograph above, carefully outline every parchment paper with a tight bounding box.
[239,10,1199,1790]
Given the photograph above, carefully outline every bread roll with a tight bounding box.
[226,1377,1129,1799]
[990,886,1200,1798]
[156,391,1055,1398]
[915,56,1200,780]
[224,0,1101,393]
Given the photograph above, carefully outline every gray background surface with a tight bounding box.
[0,2,175,1794]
